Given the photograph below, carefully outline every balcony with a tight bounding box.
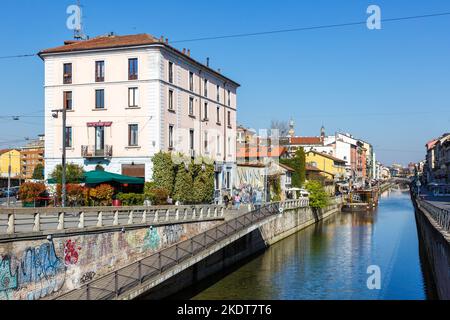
[81,145,113,159]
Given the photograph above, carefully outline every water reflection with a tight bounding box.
[188,191,434,300]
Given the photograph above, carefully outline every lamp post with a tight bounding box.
[52,107,67,207]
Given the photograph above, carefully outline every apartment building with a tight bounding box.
[39,34,240,197]
[20,135,45,179]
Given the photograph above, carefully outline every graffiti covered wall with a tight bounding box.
[0,220,219,300]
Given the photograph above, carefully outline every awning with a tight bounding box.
[47,170,144,185]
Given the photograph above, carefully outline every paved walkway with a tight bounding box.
[420,191,450,211]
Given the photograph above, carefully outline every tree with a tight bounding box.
[192,163,215,204]
[305,180,329,209]
[151,152,175,195]
[172,162,194,203]
[32,164,45,180]
[270,120,289,137]
[280,147,306,187]
[50,163,85,184]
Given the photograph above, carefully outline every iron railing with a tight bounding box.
[55,202,286,300]
[418,199,450,233]
[81,145,113,158]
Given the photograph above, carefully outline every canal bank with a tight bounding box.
[139,200,342,300]
[176,191,435,300]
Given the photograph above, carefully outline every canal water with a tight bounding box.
[183,190,436,300]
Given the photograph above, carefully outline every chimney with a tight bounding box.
[187,49,190,56]
[217,68,221,73]
[206,57,210,67]
[165,38,169,44]
[160,35,164,42]
[182,48,186,54]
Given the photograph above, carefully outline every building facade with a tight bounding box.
[39,34,239,199]
[0,149,21,178]
[20,135,45,179]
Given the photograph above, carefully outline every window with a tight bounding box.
[95,89,105,109]
[226,171,231,189]
[228,90,231,106]
[204,103,208,120]
[169,125,174,149]
[95,61,105,82]
[216,106,220,124]
[168,62,173,83]
[216,135,221,155]
[189,72,194,91]
[64,91,72,110]
[204,79,208,97]
[128,87,139,107]
[204,131,208,152]
[168,90,174,110]
[63,63,72,84]
[189,97,194,116]
[189,129,194,150]
[128,124,138,146]
[128,58,138,80]
[216,85,220,102]
[65,127,72,148]
[227,111,231,127]
[228,137,231,155]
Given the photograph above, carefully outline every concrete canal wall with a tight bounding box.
[0,219,221,300]
[413,197,450,300]
[140,202,342,300]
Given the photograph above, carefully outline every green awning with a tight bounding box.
[47,170,144,185]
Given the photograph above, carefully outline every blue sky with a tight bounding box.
[1,0,449,165]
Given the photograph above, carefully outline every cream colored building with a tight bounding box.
[39,34,239,198]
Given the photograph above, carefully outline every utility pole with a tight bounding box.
[7,152,11,207]
[52,107,67,207]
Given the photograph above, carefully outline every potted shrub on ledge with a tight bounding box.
[18,182,47,207]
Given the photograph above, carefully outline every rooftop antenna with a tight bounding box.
[74,0,87,40]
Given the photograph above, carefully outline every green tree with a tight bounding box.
[50,163,85,184]
[280,147,306,187]
[32,164,45,180]
[151,152,175,195]
[173,162,194,203]
[192,163,215,204]
[305,180,329,209]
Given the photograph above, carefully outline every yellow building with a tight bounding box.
[0,149,21,178]
[305,150,347,181]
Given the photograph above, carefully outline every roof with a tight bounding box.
[236,146,287,159]
[305,164,321,172]
[305,150,346,163]
[38,33,240,87]
[426,139,438,151]
[278,163,295,172]
[289,137,323,145]
[0,149,19,155]
[39,34,159,54]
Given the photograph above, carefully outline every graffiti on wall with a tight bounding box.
[161,225,183,246]
[64,240,81,266]
[143,227,160,250]
[0,241,66,300]
[80,271,96,284]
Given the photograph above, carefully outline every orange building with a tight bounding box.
[20,135,45,179]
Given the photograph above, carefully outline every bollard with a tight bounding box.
[57,212,65,230]
[78,212,85,229]
[7,213,14,234]
[33,212,40,232]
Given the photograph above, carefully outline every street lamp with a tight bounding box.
[416,180,422,196]
[52,107,67,207]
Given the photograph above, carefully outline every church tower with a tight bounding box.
[288,118,295,137]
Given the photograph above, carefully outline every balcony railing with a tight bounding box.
[81,145,113,158]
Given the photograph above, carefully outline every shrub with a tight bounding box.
[151,152,175,195]
[280,148,306,188]
[305,180,330,209]
[172,162,194,203]
[192,163,215,204]
[144,184,169,205]
[116,193,145,206]
[18,182,47,203]
[56,184,86,206]
[89,184,114,206]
